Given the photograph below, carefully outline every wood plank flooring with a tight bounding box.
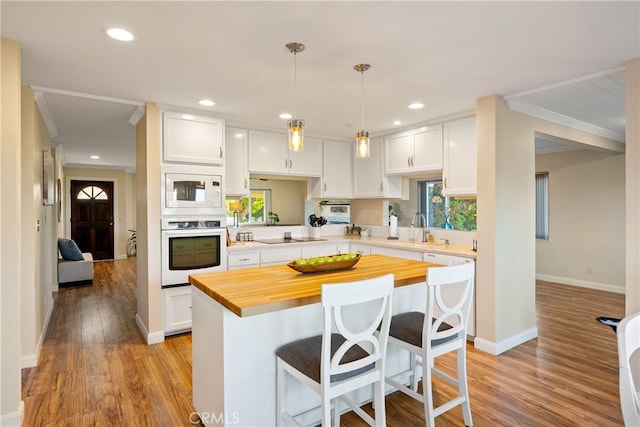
[22,258,625,426]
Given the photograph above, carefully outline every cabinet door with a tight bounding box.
[228,251,260,269]
[412,125,443,171]
[248,130,289,175]
[443,116,476,196]
[225,127,249,196]
[322,139,352,198]
[260,248,301,266]
[371,245,423,261]
[350,243,372,255]
[385,131,412,174]
[354,137,384,197]
[288,137,322,176]
[163,111,224,165]
[164,286,192,335]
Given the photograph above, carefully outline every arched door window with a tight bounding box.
[77,185,109,200]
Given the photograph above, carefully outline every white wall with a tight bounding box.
[535,150,625,292]
[1,36,24,425]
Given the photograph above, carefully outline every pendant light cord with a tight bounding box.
[360,69,365,131]
[293,52,298,118]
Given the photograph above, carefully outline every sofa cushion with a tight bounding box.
[58,238,84,261]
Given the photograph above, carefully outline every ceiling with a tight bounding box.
[2,1,638,172]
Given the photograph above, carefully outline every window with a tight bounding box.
[77,185,108,200]
[417,180,477,231]
[225,190,272,225]
[535,172,549,239]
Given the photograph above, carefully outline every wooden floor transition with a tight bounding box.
[22,257,626,426]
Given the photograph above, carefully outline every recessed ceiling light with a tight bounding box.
[198,99,215,107]
[393,120,402,126]
[104,27,134,42]
[182,114,195,120]
[279,113,292,120]
[90,155,100,160]
[407,103,424,110]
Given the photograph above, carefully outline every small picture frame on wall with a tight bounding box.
[42,149,54,206]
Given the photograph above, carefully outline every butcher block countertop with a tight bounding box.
[189,254,440,318]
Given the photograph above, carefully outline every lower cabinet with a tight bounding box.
[163,286,192,335]
[369,245,423,261]
[301,243,350,258]
[260,248,302,266]
[228,251,260,270]
[350,243,372,255]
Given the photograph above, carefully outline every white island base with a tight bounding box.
[191,283,427,426]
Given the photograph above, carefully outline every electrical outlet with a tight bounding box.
[586,266,593,275]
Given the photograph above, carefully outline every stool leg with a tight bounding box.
[458,347,473,426]
[276,358,284,427]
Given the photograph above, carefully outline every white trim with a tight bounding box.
[129,106,144,126]
[136,313,165,345]
[504,66,625,100]
[20,299,55,368]
[33,91,58,138]
[474,327,538,355]
[536,274,625,294]
[29,85,144,107]
[506,99,625,142]
[1,401,24,426]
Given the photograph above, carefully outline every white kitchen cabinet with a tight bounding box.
[370,245,423,261]
[301,242,350,258]
[385,125,443,175]
[353,137,403,198]
[259,247,302,266]
[309,139,353,199]
[163,286,192,335]
[443,116,477,196]
[349,243,372,255]
[162,111,224,166]
[228,251,260,270]
[248,130,322,177]
[423,252,475,337]
[225,127,249,197]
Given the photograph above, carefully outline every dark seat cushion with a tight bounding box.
[389,311,458,348]
[58,238,84,261]
[276,333,374,383]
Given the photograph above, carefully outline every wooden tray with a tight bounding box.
[287,254,361,274]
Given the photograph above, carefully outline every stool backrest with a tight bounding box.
[321,274,394,383]
[424,262,475,349]
[617,312,640,426]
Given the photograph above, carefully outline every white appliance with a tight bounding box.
[161,217,227,287]
[161,169,224,216]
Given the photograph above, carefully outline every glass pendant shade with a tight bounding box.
[357,130,370,158]
[288,119,304,152]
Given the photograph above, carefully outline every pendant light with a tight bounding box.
[286,42,305,152]
[354,63,371,158]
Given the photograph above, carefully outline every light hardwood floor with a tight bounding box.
[22,257,625,426]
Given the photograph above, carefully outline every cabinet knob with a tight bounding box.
[289,159,292,168]
[324,183,327,191]
[407,157,411,167]
[244,178,247,189]
[284,158,288,168]
[219,146,223,159]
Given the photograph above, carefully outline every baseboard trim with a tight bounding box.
[135,313,165,345]
[1,400,24,426]
[474,327,538,355]
[536,274,624,294]
[21,299,55,369]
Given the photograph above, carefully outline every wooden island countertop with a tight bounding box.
[189,254,440,317]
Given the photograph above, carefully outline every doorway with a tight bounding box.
[70,180,114,260]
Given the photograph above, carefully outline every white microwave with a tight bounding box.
[163,172,223,215]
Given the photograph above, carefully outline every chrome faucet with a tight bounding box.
[411,212,428,242]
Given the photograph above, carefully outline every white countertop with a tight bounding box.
[227,235,476,259]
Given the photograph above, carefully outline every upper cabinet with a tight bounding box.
[385,124,443,175]
[309,139,353,199]
[353,136,402,198]
[442,116,476,196]
[225,127,249,197]
[162,111,224,166]
[248,130,322,177]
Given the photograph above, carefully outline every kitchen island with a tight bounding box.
[189,254,441,426]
